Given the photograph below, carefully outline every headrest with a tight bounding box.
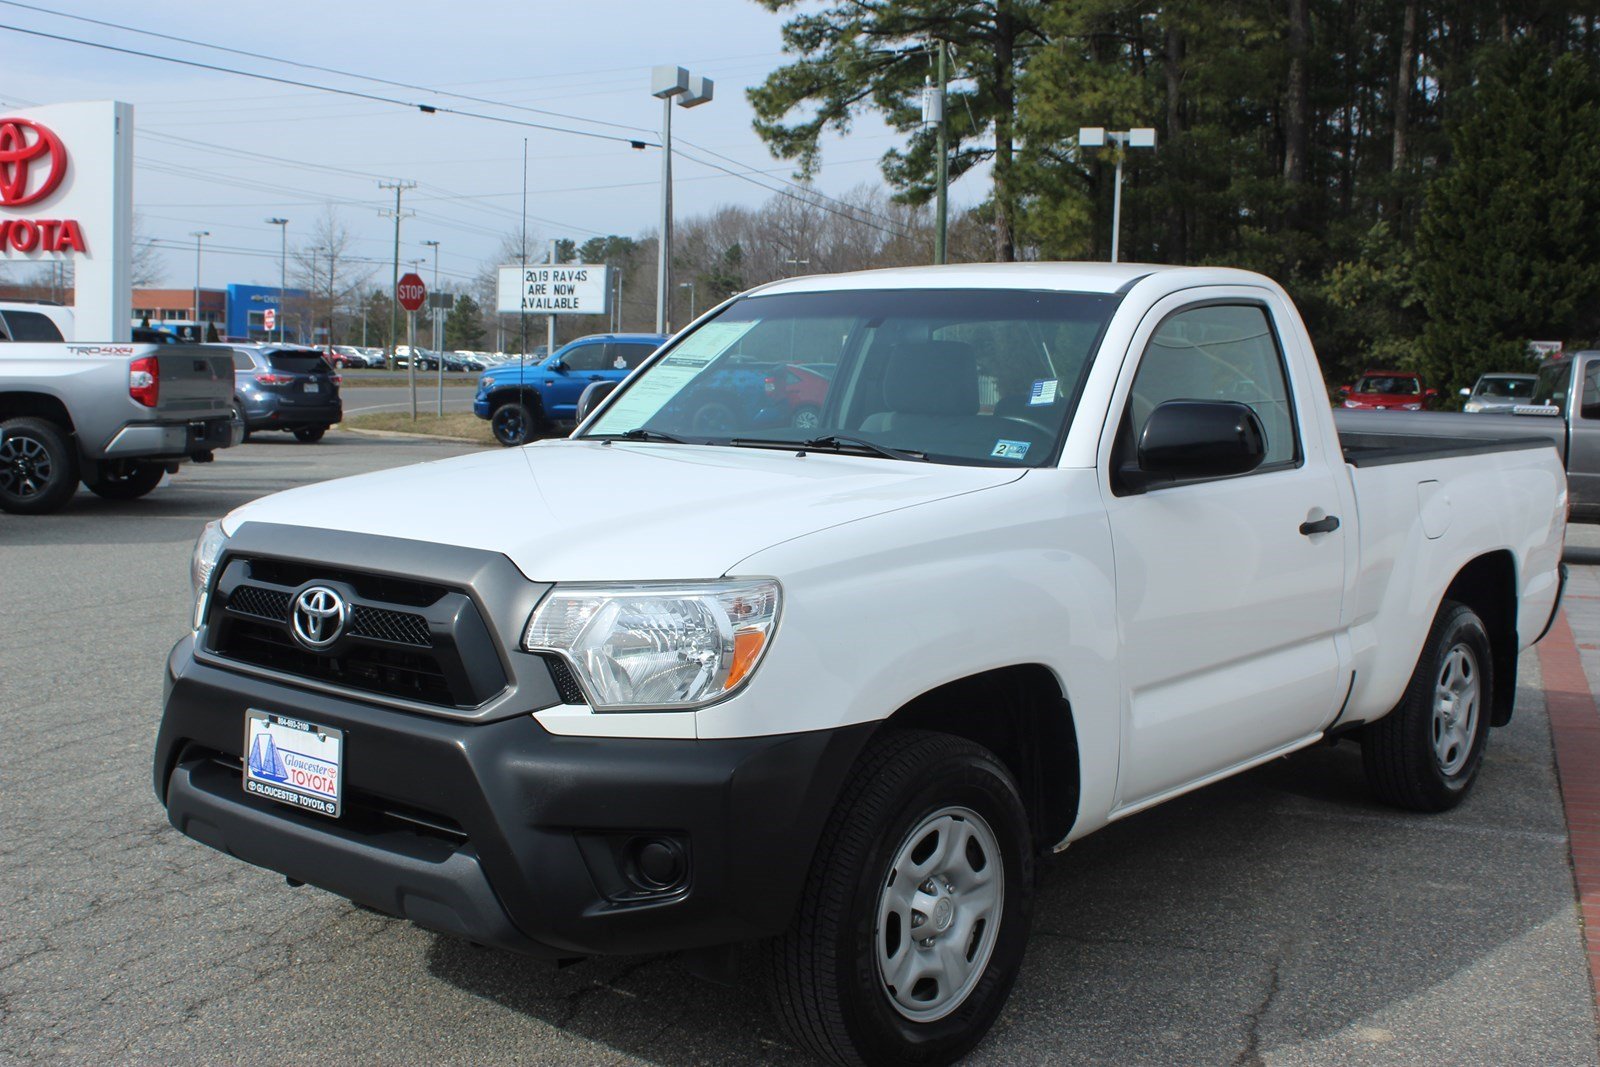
[882,340,978,416]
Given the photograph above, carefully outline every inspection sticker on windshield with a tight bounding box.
[243,711,343,818]
[991,439,1030,461]
[1029,379,1058,405]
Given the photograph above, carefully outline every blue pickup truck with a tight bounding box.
[473,333,666,446]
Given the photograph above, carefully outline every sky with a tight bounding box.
[0,0,965,294]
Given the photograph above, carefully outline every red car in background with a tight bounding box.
[763,362,835,429]
[1338,370,1438,410]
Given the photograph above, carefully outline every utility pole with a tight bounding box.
[424,239,443,416]
[190,231,209,340]
[933,41,949,264]
[266,218,287,342]
[378,179,416,368]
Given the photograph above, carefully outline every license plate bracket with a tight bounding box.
[244,710,343,818]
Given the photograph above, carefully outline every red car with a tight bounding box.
[763,363,835,430]
[1339,370,1438,411]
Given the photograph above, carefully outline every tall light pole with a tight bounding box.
[266,217,287,342]
[650,65,714,335]
[189,230,209,339]
[1077,127,1157,263]
[422,239,441,351]
[678,280,696,320]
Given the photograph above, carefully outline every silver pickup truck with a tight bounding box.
[0,341,239,514]
[1338,350,1600,523]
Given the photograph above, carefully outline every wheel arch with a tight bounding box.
[487,386,544,415]
[883,663,1080,854]
[0,391,75,434]
[1442,550,1517,726]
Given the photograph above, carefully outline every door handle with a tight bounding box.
[1299,514,1341,536]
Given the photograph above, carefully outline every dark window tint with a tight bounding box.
[232,351,255,371]
[608,343,655,369]
[1476,376,1534,399]
[3,310,63,342]
[264,349,328,373]
[561,343,609,371]
[1532,361,1572,415]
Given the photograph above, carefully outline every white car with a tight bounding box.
[156,263,1566,1065]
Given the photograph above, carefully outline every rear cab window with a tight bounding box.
[0,310,64,342]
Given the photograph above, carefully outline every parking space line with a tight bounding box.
[1536,608,1600,1014]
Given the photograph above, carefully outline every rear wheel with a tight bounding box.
[85,461,166,500]
[1362,600,1494,812]
[764,730,1033,1066]
[0,416,79,514]
[491,401,534,447]
[293,425,328,443]
[792,405,822,431]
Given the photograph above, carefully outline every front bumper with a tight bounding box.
[103,415,240,460]
[473,395,492,419]
[154,636,873,959]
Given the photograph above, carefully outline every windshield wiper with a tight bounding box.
[727,434,926,462]
[590,428,689,444]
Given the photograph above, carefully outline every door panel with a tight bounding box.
[1104,297,1346,805]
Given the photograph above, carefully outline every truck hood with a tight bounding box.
[223,439,1024,581]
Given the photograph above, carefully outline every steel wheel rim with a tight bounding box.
[1433,642,1480,776]
[0,435,52,498]
[874,805,1004,1023]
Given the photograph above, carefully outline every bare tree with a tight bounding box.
[290,207,371,344]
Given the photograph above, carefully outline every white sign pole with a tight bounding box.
[407,311,417,420]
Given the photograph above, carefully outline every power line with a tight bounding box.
[0,20,659,148]
[671,145,917,240]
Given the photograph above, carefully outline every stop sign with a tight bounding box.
[397,272,427,312]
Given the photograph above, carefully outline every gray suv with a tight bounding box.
[231,345,343,443]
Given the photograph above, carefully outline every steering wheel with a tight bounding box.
[997,414,1054,437]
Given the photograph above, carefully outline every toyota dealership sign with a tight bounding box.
[0,101,134,342]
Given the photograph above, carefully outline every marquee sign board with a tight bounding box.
[0,101,133,342]
[497,264,610,315]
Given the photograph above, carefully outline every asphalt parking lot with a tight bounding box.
[2,434,1598,1064]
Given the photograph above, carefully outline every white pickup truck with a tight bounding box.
[154,264,1565,1066]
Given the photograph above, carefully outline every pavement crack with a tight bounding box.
[1233,954,1283,1067]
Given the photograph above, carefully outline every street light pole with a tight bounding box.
[266,217,287,342]
[1077,127,1157,263]
[651,65,714,336]
[189,230,209,339]
[423,239,443,417]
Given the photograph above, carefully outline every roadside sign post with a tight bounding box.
[429,291,454,417]
[263,307,276,334]
[396,272,427,420]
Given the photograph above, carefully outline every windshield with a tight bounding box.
[1355,374,1421,395]
[1475,376,1535,398]
[582,288,1120,466]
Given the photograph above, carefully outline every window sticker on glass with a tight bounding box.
[1029,379,1059,405]
[594,321,759,430]
[991,439,1030,461]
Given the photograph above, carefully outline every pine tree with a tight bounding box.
[445,294,487,351]
[1415,41,1600,396]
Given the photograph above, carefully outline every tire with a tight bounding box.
[764,730,1034,1066]
[792,405,823,431]
[230,401,251,443]
[1362,600,1494,812]
[0,416,80,514]
[85,461,165,501]
[690,399,738,436]
[491,401,534,447]
[293,425,328,443]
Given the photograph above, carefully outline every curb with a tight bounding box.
[1536,608,1600,1013]
[340,426,487,444]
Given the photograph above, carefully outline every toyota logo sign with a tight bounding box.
[292,586,349,650]
[0,118,66,208]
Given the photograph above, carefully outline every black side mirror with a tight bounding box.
[1123,399,1267,492]
[576,380,619,422]
[547,358,567,373]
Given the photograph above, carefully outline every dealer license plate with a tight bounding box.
[302,381,320,393]
[243,711,343,818]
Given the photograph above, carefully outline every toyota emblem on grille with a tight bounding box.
[292,586,348,650]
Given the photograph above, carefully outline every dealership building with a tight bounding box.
[0,282,310,341]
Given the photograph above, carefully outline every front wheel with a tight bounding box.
[85,461,165,500]
[293,425,328,443]
[1362,600,1494,812]
[491,401,534,447]
[764,730,1034,1066]
[791,405,822,431]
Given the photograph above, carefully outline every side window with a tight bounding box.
[563,343,607,372]
[0,314,10,341]
[1580,362,1600,421]
[232,352,254,371]
[612,343,654,369]
[4,310,63,341]
[1126,303,1299,471]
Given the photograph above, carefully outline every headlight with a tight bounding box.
[1463,401,1482,413]
[1402,402,1422,410]
[190,519,229,630]
[479,376,495,392]
[524,580,781,710]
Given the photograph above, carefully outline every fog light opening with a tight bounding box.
[625,836,686,893]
